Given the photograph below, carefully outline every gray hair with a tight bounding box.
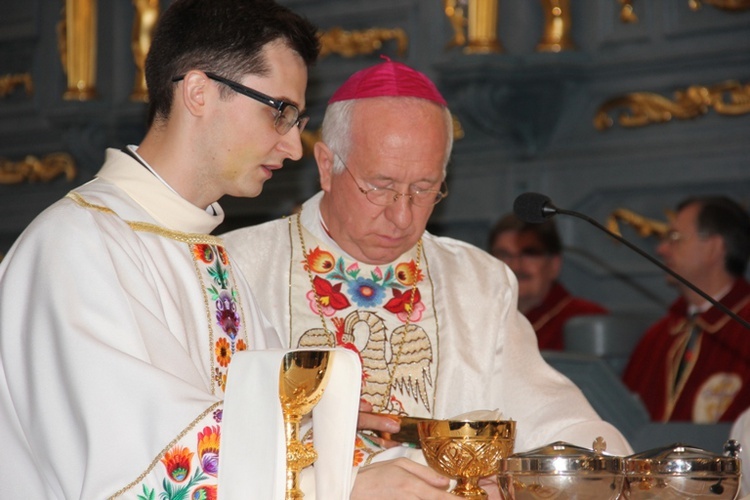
[320,97,454,175]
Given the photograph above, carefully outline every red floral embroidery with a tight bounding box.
[396,260,422,286]
[161,446,194,482]
[313,276,351,310]
[304,247,335,273]
[217,246,229,265]
[192,244,215,264]
[384,288,421,315]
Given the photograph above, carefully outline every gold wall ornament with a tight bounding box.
[0,73,33,98]
[58,0,98,100]
[688,0,750,11]
[536,0,576,52]
[594,80,750,130]
[444,0,468,49]
[130,0,160,102]
[618,0,638,23]
[607,208,669,239]
[318,27,408,59]
[0,153,78,185]
[465,0,503,53]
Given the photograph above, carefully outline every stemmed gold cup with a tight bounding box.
[278,350,331,500]
[418,419,516,499]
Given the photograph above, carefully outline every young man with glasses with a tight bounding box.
[623,195,750,423]
[0,0,353,497]
[488,213,608,350]
[223,59,633,494]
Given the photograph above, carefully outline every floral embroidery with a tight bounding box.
[302,250,422,320]
[304,247,336,273]
[298,240,434,416]
[161,446,193,482]
[385,288,424,323]
[215,338,231,367]
[395,261,422,286]
[191,243,247,395]
[347,277,386,307]
[308,275,350,314]
[136,413,223,499]
[215,291,240,340]
[217,246,229,266]
[193,244,215,264]
[197,426,221,477]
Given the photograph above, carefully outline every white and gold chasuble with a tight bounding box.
[289,215,439,418]
[224,192,635,461]
[0,149,292,498]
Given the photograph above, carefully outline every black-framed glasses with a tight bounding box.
[334,152,448,207]
[171,72,308,135]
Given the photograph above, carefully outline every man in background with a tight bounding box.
[488,214,608,350]
[623,195,750,423]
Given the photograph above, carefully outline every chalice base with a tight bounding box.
[452,478,489,499]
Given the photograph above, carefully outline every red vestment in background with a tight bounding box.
[623,278,750,422]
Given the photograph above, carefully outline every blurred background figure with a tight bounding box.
[623,195,750,423]
[489,213,608,350]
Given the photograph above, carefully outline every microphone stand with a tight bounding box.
[554,206,750,332]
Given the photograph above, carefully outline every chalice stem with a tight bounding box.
[283,416,318,499]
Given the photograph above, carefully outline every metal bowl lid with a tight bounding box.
[502,438,623,474]
[623,441,741,476]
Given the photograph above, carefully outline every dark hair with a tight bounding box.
[488,213,562,255]
[678,195,750,277]
[145,0,320,125]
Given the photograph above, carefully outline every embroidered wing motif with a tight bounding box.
[298,328,335,348]
[388,323,433,412]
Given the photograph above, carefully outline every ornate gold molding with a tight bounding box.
[618,0,638,23]
[319,27,408,59]
[58,0,98,100]
[594,80,750,130]
[130,0,160,102]
[444,0,468,49]
[0,153,77,185]
[443,0,503,53]
[688,0,750,10]
[607,208,669,239]
[0,73,33,98]
[537,0,576,52]
[620,0,750,20]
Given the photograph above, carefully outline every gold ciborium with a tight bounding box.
[278,350,331,500]
[418,419,516,499]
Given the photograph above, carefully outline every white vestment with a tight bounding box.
[223,192,634,457]
[730,407,750,498]
[0,150,357,498]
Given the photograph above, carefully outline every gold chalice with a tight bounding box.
[278,350,331,500]
[418,419,516,499]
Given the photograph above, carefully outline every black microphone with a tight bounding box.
[513,192,750,331]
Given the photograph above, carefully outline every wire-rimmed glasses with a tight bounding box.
[334,152,448,207]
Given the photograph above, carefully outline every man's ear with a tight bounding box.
[181,71,209,117]
[314,142,335,193]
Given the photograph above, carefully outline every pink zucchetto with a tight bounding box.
[328,56,447,106]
